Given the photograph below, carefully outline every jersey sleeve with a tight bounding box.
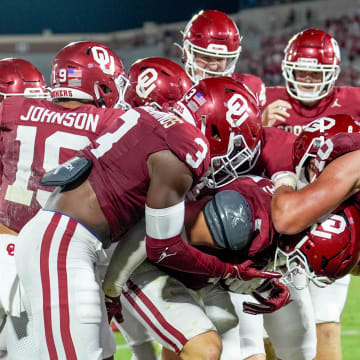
[165,121,210,185]
[259,127,296,177]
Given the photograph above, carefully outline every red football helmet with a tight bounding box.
[182,10,242,82]
[124,57,192,109]
[282,28,340,102]
[293,114,360,186]
[0,58,49,99]
[51,41,128,108]
[173,76,262,188]
[274,205,360,287]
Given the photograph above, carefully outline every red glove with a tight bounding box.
[223,259,282,281]
[243,279,291,315]
[105,294,124,324]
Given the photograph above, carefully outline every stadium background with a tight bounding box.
[1,0,359,358]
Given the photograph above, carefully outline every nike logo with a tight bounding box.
[156,247,177,263]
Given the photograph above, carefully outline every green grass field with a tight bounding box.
[113,276,360,359]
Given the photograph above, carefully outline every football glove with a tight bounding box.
[243,279,291,315]
[105,294,124,324]
[223,259,282,282]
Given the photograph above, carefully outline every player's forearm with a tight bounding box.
[103,219,147,297]
[146,233,227,277]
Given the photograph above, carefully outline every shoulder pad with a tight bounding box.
[40,156,93,191]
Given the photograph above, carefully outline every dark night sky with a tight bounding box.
[0,0,241,34]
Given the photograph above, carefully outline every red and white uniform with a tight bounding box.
[232,73,266,108]
[119,176,275,357]
[14,106,209,359]
[265,86,360,135]
[0,97,125,358]
[309,132,360,325]
[0,97,123,232]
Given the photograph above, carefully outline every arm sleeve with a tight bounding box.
[146,234,227,277]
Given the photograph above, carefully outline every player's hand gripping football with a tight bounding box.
[105,294,124,324]
[243,279,291,315]
[223,259,282,282]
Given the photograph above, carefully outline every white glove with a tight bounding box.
[271,171,297,191]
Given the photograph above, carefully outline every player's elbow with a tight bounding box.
[272,216,302,235]
[271,199,303,235]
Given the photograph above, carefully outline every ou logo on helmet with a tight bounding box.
[136,68,158,99]
[226,93,249,127]
[311,214,346,239]
[91,46,115,75]
[305,117,337,133]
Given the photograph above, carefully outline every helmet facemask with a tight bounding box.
[282,59,340,102]
[206,132,261,188]
[112,74,130,109]
[183,40,241,83]
[274,231,333,290]
[0,87,49,100]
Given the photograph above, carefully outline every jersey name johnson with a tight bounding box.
[0,96,124,232]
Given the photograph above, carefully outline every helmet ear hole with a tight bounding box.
[211,124,221,141]
[100,84,112,94]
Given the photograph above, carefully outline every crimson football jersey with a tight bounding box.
[253,127,296,177]
[232,73,266,108]
[167,175,275,290]
[265,86,360,135]
[0,97,124,232]
[80,106,210,243]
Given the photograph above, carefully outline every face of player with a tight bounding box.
[294,70,323,106]
[306,157,317,182]
[194,54,227,79]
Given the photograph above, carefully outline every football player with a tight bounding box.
[0,43,129,360]
[0,58,50,360]
[261,28,360,360]
[104,77,290,360]
[272,114,360,239]
[177,77,316,360]
[262,28,360,133]
[118,175,290,360]
[103,77,307,360]
[271,114,360,360]
[13,70,283,360]
[180,9,266,107]
[112,56,192,359]
[124,56,192,110]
